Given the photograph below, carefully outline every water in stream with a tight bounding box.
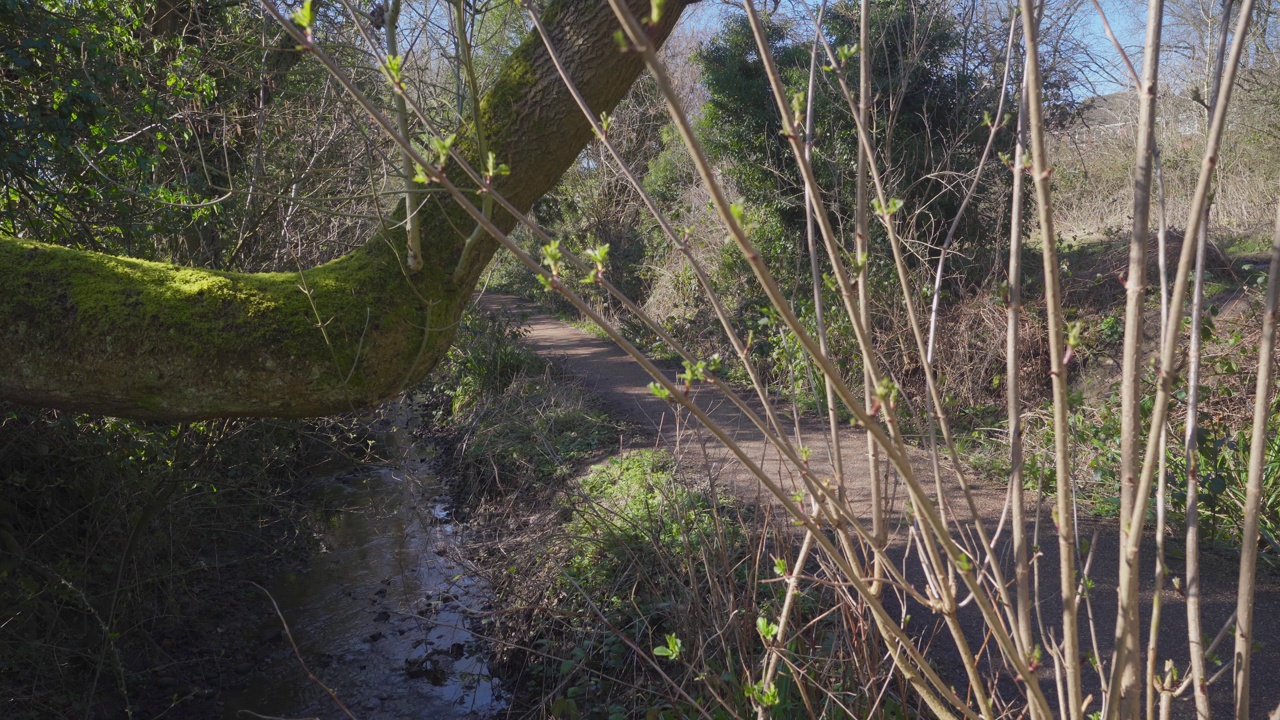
[220,454,503,719]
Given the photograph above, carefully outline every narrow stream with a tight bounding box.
[220,452,503,719]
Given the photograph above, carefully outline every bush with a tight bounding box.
[476,448,900,719]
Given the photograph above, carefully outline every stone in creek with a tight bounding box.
[404,655,449,685]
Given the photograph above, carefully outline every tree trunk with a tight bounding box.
[1,0,691,420]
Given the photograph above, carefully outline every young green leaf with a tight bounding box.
[384,54,403,83]
[835,43,860,66]
[539,239,563,277]
[292,0,315,30]
[584,244,610,266]
[756,616,779,641]
[428,133,456,168]
[651,633,682,660]
[649,0,666,25]
[871,197,904,218]
[485,151,509,180]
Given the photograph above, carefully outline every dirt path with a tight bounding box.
[472,292,1280,719]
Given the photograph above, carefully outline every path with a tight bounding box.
[472,292,1280,719]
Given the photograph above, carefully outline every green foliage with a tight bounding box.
[744,679,780,708]
[423,308,615,491]
[751,305,820,408]
[0,0,174,253]
[1068,395,1125,513]
[429,308,543,417]
[696,4,1007,291]
[1039,357,1280,558]
[0,0,398,270]
[481,440,903,718]
[755,615,780,641]
[1165,415,1280,554]
[652,633,683,660]
[292,0,315,30]
[532,451,747,717]
[1098,314,1125,345]
[567,450,730,590]
[642,124,697,205]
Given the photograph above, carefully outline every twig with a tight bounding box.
[1232,196,1280,719]
[1111,0,1166,714]
[1015,0,1084,714]
[250,582,358,720]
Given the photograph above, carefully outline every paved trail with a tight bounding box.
[473,292,1280,718]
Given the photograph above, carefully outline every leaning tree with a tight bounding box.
[0,0,692,420]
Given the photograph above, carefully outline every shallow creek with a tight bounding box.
[220,455,503,719]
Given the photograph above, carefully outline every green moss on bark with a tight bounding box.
[1,232,460,418]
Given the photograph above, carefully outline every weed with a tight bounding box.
[1098,314,1124,345]
[566,451,731,601]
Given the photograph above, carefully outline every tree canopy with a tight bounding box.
[697,3,1006,285]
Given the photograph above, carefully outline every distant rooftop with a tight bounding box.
[1059,90,1204,137]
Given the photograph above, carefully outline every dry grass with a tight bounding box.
[470,448,902,719]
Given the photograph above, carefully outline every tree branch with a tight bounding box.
[0,0,693,420]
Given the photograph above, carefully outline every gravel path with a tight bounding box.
[473,292,1280,718]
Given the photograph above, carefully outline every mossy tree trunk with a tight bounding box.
[1,0,691,420]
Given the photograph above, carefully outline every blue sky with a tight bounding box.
[674,0,1155,98]
[1080,0,1148,94]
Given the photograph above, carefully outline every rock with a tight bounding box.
[404,653,453,685]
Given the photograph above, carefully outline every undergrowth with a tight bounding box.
[0,405,380,719]
[420,306,619,498]
[475,448,904,720]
